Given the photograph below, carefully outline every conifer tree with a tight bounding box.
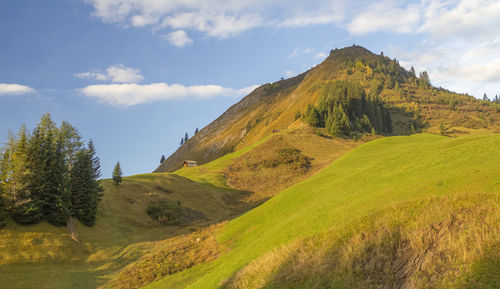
[40,128,71,226]
[184,132,189,143]
[5,126,32,218]
[180,138,184,145]
[295,110,301,120]
[58,121,83,170]
[0,194,6,228]
[112,162,122,186]
[195,128,199,134]
[70,141,103,226]
[160,155,166,163]
[1,113,104,226]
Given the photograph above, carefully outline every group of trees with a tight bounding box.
[302,80,392,136]
[179,128,199,146]
[0,113,103,227]
[483,93,500,103]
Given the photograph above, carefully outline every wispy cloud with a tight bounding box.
[314,52,328,59]
[163,30,193,47]
[288,47,312,58]
[348,0,421,34]
[0,83,36,95]
[80,83,258,107]
[75,64,144,83]
[83,0,345,41]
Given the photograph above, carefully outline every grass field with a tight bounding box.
[0,132,498,289]
[0,168,248,289]
[144,133,500,289]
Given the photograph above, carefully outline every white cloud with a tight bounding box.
[161,12,262,39]
[418,0,500,40]
[315,52,328,59]
[348,0,421,34]
[349,0,500,98]
[130,14,158,27]
[288,47,312,58]
[164,30,193,47]
[75,64,144,83]
[0,83,36,95]
[279,13,341,27]
[83,0,346,41]
[80,82,258,107]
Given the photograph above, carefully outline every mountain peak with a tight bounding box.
[327,45,376,60]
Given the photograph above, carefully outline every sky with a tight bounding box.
[1,0,499,178]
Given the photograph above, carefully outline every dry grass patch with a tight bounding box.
[223,193,499,289]
[102,223,224,289]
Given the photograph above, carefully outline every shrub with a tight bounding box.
[146,200,181,225]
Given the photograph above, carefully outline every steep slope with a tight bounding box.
[146,133,500,289]
[156,45,500,173]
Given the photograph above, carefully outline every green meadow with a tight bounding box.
[146,133,499,288]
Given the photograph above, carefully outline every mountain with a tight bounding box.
[155,45,500,173]
[2,45,499,289]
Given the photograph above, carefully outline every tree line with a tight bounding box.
[302,80,392,136]
[0,113,103,228]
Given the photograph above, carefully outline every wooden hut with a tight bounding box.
[183,160,198,167]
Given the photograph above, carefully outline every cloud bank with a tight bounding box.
[80,83,258,107]
[82,0,500,97]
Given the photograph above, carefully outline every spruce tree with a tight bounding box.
[184,133,189,143]
[160,155,166,163]
[295,110,301,120]
[180,138,184,145]
[0,194,6,227]
[112,162,122,185]
[6,126,33,219]
[195,128,199,134]
[41,128,71,226]
[58,121,82,170]
[70,141,103,226]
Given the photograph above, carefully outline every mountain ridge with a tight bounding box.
[155,45,499,173]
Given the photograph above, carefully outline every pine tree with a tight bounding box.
[70,141,103,226]
[439,123,446,136]
[409,66,416,78]
[6,126,32,217]
[58,121,82,170]
[160,155,166,163]
[42,128,71,226]
[0,194,6,228]
[194,128,199,134]
[112,162,122,186]
[295,110,301,120]
[180,138,184,145]
[0,152,6,227]
[419,71,431,88]
[184,133,189,143]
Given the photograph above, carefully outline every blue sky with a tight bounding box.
[1,0,499,177]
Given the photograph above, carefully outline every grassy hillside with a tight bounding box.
[0,170,248,289]
[155,45,500,173]
[145,133,500,289]
[0,127,359,289]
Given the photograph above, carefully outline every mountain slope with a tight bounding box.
[155,45,500,173]
[146,133,500,289]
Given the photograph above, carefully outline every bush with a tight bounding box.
[11,202,43,225]
[146,200,181,225]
